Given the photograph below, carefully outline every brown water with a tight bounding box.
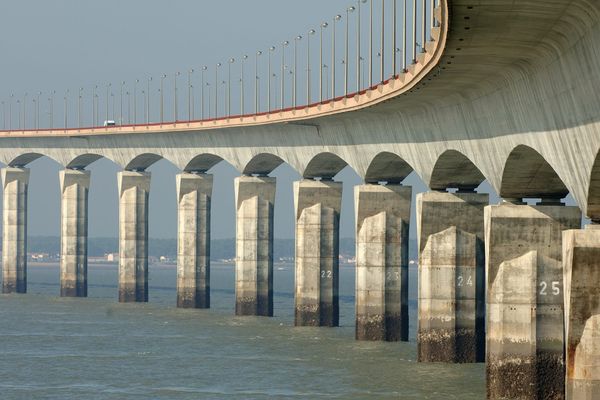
[0,263,485,399]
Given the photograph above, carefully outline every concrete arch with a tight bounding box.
[184,153,224,173]
[430,150,486,191]
[500,145,569,200]
[242,153,285,176]
[66,153,106,170]
[364,152,413,184]
[8,153,46,167]
[302,152,348,180]
[586,151,600,220]
[124,153,164,171]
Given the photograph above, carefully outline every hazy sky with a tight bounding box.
[0,1,519,241]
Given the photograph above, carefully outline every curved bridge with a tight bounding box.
[0,0,598,215]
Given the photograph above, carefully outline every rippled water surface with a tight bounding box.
[0,263,485,399]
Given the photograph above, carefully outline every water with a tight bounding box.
[0,263,485,399]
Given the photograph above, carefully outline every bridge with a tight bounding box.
[1,1,599,398]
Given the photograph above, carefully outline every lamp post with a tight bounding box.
[174,72,181,122]
[120,81,125,125]
[64,90,68,129]
[422,0,426,52]
[126,91,131,124]
[78,87,83,128]
[147,77,152,124]
[50,91,55,129]
[215,63,222,118]
[293,35,302,108]
[412,0,417,62]
[1,101,4,130]
[307,29,316,104]
[281,41,289,110]
[381,0,386,83]
[255,51,262,114]
[17,99,21,130]
[160,74,166,123]
[357,0,367,90]
[23,93,27,130]
[228,58,235,117]
[201,66,207,120]
[142,90,146,123]
[369,0,373,86]
[333,15,342,99]
[346,7,355,96]
[403,0,407,72]
[36,91,41,129]
[134,79,139,124]
[319,23,328,102]
[9,94,13,130]
[241,55,248,115]
[188,70,194,121]
[92,85,97,126]
[392,0,397,76]
[111,92,115,121]
[268,47,275,111]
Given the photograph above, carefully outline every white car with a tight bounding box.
[103,120,116,127]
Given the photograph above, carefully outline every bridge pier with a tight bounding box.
[485,202,580,400]
[416,191,487,363]
[563,226,600,400]
[294,179,342,327]
[234,176,276,316]
[117,171,151,303]
[176,173,212,309]
[354,183,411,341]
[59,169,90,297]
[1,167,29,294]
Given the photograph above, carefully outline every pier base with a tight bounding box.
[118,171,150,303]
[234,176,276,316]
[563,227,600,400]
[354,184,411,341]
[59,169,90,297]
[176,173,212,308]
[1,167,30,294]
[417,192,487,363]
[294,179,342,327]
[485,203,580,399]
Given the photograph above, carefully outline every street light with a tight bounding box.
[392,0,397,76]
[78,87,83,128]
[319,23,328,102]
[228,58,235,117]
[16,99,21,130]
[241,55,248,115]
[332,15,342,99]
[215,63,222,118]
[293,35,302,108]
[381,0,386,83]
[142,90,147,123]
[105,84,111,124]
[307,29,316,104]
[357,0,368,90]
[281,41,289,110]
[160,74,167,123]
[120,81,125,125]
[1,101,4,130]
[36,91,41,129]
[9,94,13,130]
[64,90,69,129]
[147,77,152,124]
[201,66,207,120]
[174,72,181,122]
[134,79,139,124]
[268,47,275,111]
[402,0,407,72]
[369,0,374,86]
[126,91,131,124]
[255,51,262,114]
[346,6,355,96]
[23,93,28,130]
[188,70,194,121]
[92,85,98,126]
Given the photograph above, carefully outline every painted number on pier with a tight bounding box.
[321,270,333,279]
[539,281,561,296]
[386,271,400,281]
[457,276,473,287]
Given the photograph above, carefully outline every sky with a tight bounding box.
[2,0,577,242]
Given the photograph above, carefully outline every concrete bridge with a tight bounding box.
[1,1,599,398]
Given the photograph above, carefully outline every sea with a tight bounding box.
[0,263,485,399]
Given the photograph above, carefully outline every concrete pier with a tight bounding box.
[416,192,487,363]
[234,176,276,316]
[176,173,212,308]
[485,203,581,400]
[1,167,30,294]
[354,184,411,341]
[118,171,151,303]
[294,179,342,327]
[59,169,90,297]
[563,227,600,400]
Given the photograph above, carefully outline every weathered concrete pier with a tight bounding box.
[355,184,411,341]
[486,204,580,399]
[417,191,487,363]
[176,173,212,308]
[234,176,276,316]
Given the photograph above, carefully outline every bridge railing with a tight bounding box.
[0,0,441,132]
